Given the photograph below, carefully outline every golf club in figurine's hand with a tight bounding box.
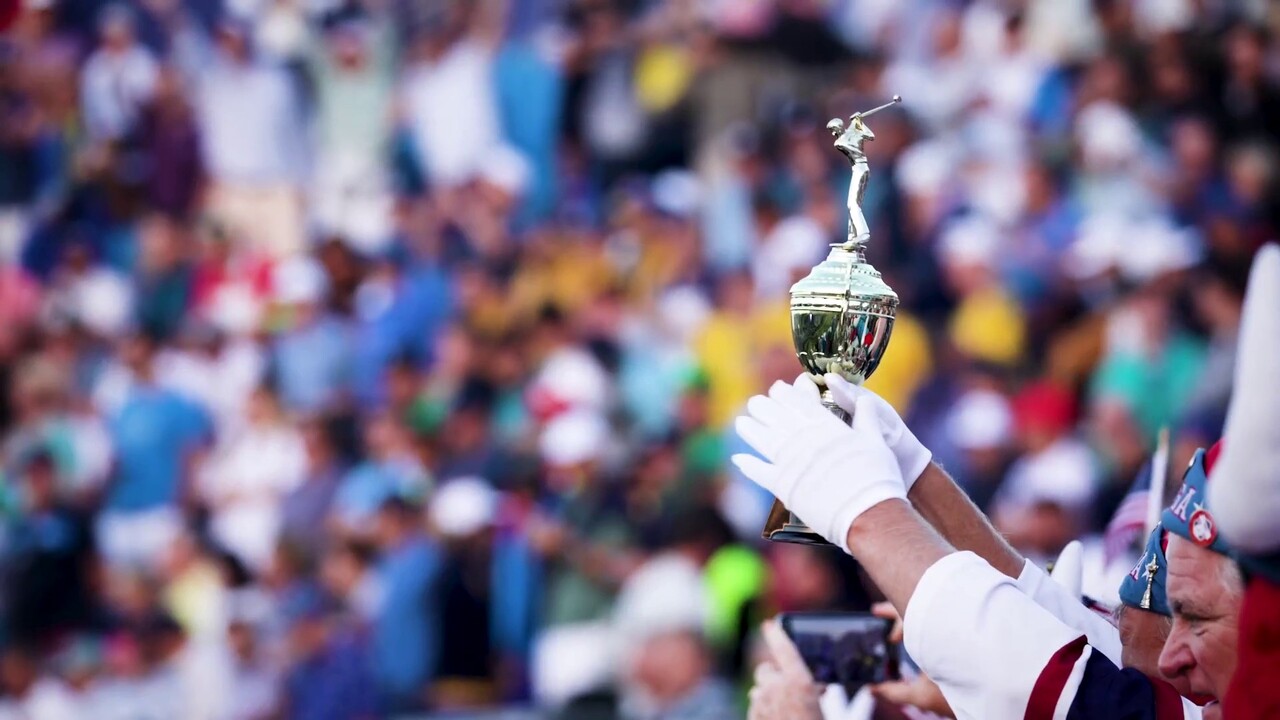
[733,375,906,553]
[823,373,932,490]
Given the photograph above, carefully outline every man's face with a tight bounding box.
[215,29,249,62]
[1158,536,1242,702]
[1118,607,1180,693]
[22,459,59,511]
[629,631,707,706]
[102,18,133,50]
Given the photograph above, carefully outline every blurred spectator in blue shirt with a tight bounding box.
[282,588,377,720]
[96,332,210,568]
[370,497,442,713]
[280,418,347,557]
[271,256,353,414]
[332,413,429,534]
[495,41,562,226]
[349,252,453,410]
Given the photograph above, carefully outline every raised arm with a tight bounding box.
[826,373,1123,664]
[908,462,1024,577]
[733,377,1179,720]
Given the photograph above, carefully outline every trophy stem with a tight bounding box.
[820,388,852,424]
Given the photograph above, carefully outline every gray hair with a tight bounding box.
[1220,557,1245,597]
[1113,602,1174,631]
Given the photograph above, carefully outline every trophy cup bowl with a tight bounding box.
[791,249,898,390]
[761,99,902,546]
[760,246,899,545]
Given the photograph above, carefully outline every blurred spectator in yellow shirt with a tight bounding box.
[694,272,793,428]
[939,215,1027,366]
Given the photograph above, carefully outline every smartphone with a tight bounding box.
[778,612,897,694]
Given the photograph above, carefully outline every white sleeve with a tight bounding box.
[1014,559,1124,667]
[903,552,1089,720]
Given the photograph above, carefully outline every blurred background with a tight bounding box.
[0,0,1277,717]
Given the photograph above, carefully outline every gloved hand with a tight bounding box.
[823,373,933,491]
[733,375,906,552]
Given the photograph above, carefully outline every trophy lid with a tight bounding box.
[790,244,898,306]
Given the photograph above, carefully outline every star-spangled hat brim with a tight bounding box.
[1118,526,1171,617]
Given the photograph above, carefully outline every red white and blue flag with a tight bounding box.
[1104,462,1152,563]
[1103,429,1169,564]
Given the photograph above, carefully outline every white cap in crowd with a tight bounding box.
[539,408,611,469]
[429,476,499,539]
[946,388,1014,451]
[272,255,329,306]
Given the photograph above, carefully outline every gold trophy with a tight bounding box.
[762,96,902,545]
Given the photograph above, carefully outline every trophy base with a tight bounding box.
[761,499,833,546]
[759,389,852,548]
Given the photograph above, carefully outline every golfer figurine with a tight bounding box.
[826,95,900,248]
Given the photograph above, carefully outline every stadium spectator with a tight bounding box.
[0,1,1276,716]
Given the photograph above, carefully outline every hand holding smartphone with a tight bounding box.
[778,612,898,695]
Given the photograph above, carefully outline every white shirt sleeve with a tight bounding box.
[903,552,1088,720]
[905,552,1206,720]
[1015,559,1124,667]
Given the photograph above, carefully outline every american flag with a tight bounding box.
[1104,462,1152,563]
[1103,429,1169,564]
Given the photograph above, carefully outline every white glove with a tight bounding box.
[1048,539,1084,599]
[733,375,906,552]
[823,373,933,491]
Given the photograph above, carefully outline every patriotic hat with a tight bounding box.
[1162,443,1232,557]
[1118,527,1170,616]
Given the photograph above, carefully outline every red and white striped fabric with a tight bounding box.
[1024,633,1195,720]
[1025,636,1092,718]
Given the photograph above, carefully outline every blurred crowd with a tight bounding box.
[0,0,1278,717]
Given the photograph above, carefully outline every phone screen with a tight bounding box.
[779,612,896,694]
